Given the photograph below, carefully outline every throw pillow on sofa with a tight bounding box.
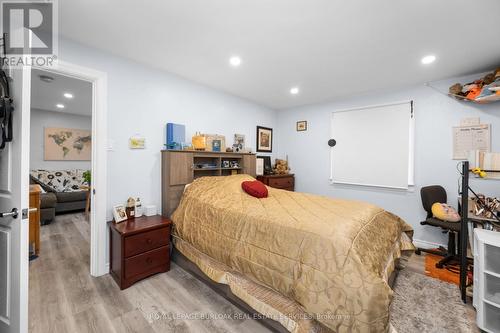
[30,169,87,192]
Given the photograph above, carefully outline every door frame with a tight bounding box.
[0,65,32,333]
[33,61,108,276]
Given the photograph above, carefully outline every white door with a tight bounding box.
[0,66,31,333]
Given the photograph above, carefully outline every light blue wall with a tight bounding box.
[277,73,500,246]
[57,37,499,246]
[58,38,278,220]
[30,109,92,171]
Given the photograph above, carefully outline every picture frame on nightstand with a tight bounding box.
[113,204,128,223]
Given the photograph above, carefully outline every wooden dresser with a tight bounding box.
[29,185,42,256]
[109,215,171,289]
[161,150,256,217]
[257,174,295,191]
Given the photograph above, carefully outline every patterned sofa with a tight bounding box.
[30,169,89,224]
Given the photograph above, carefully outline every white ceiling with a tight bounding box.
[59,0,500,110]
[31,68,92,116]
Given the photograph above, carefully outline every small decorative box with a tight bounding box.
[144,205,157,216]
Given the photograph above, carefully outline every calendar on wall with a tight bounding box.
[452,124,491,160]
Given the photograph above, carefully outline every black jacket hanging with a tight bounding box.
[0,68,13,150]
[0,97,13,149]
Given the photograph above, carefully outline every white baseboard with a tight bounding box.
[413,238,447,250]
[105,262,110,273]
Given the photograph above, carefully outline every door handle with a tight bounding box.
[0,208,18,219]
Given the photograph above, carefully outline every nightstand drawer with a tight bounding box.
[124,245,169,279]
[124,227,169,258]
[268,177,294,189]
[110,216,172,289]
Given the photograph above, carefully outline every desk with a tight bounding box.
[29,185,41,256]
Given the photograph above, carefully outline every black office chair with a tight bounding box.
[415,185,461,269]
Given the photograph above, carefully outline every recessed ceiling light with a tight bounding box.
[39,74,54,83]
[63,92,74,99]
[290,87,300,95]
[229,56,242,67]
[421,55,436,65]
[56,104,65,109]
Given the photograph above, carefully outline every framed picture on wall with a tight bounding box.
[129,135,146,149]
[256,126,273,152]
[233,134,245,152]
[296,121,307,131]
[44,127,91,160]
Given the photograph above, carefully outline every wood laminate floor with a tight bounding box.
[29,213,477,333]
[29,213,269,333]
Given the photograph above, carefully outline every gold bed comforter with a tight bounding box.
[171,175,413,332]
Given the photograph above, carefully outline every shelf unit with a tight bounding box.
[459,161,500,304]
[161,150,256,217]
[426,79,500,105]
[459,161,470,303]
[447,69,500,104]
[450,92,500,104]
[474,229,500,332]
[192,151,249,179]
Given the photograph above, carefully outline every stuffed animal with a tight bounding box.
[449,83,463,96]
[483,73,496,85]
[450,68,500,101]
[273,159,290,175]
[431,203,460,222]
[494,68,500,80]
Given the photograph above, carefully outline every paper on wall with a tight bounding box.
[460,117,480,126]
[453,124,491,160]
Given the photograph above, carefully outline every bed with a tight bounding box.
[171,174,414,333]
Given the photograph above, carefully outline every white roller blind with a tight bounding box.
[330,101,414,189]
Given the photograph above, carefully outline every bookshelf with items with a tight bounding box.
[191,151,251,179]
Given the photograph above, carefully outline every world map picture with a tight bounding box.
[44,127,92,161]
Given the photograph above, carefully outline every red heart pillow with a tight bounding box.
[241,180,268,198]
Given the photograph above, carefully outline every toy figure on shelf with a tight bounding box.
[126,197,136,219]
[273,158,290,175]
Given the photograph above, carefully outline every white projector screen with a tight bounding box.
[330,101,414,189]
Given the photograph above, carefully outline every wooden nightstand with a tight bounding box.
[109,215,171,289]
[257,174,295,191]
